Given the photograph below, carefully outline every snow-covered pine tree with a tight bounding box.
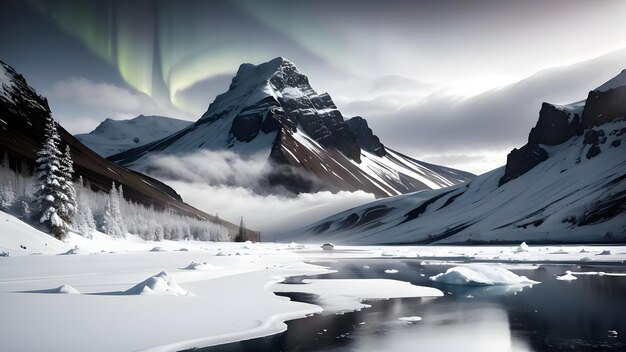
[116,183,128,235]
[59,145,77,226]
[74,177,96,238]
[34,115,70,239]
[102,182,126,238]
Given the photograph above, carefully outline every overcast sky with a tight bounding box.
[1,0,625,174]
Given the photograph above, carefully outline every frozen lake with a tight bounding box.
[195,259,626,352]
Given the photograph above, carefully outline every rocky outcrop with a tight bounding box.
[500,84,626,186]
[582,85,626,128]
[528,103,581,146]
[345,116,386,157]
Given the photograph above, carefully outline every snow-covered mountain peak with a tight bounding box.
[200,56,319,125]
[110,57,474,197]
[75,115,192,157]
[595,68,626,92]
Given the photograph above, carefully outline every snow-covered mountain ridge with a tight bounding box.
[281,70,626,244]
[0,59,254,238]
[109,57,474,197]
[75,115,192,157]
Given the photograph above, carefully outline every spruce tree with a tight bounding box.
[59,145,77,226]
[34,115,68,239]
[74,177,96,238]
[102,182,127,238]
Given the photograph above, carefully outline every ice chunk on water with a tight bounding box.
[556,271,577,281]
[398,316,422,323]
[429,265,540,286]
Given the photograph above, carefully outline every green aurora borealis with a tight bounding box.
[28,0,349,113]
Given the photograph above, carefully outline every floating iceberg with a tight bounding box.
[429,265,539,286]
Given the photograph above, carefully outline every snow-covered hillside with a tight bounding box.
[75,115,192,157]
[0,59,252,237]
[282,71,626,244]
[109,57,473,197]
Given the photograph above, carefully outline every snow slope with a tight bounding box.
[109,57,473,197]
[0,211,451,352]
[75,115,192,157]
[283,72,626,244]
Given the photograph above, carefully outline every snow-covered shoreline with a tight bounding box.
[2,211,626,351]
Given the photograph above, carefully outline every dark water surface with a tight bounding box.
[190,259,626,352]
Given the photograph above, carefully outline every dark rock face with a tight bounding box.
[586,144,601,159]
[230,114,262,142]
[499,144,549,186]
[528,103,580,146]
[582,86,626,128]
[267,61,361,162]
[583,129,606,145]
[345,116,387,157]
[499,103,576,186]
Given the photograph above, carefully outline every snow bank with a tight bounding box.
[0,211,70,255]
[125,272,192,296]
[556,271,578,281]
[429,265,539,286]
[182,261,218,271]
[515,242,529,253]
[60,247,88,255]
[54,284,81,294]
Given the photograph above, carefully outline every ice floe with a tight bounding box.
[398,316,422,323]
[429,265,540,286]
[556,271,578,281]
[273,279,443,314]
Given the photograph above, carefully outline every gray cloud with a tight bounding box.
[345,49,626,174]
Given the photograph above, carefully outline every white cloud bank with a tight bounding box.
[140,150,376,235]
[167,181,375,236]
